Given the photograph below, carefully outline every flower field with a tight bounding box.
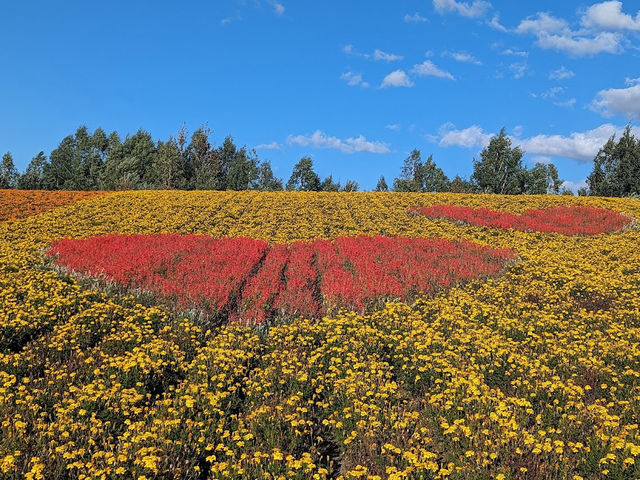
[2,191,640,479]
[0,189,104,222]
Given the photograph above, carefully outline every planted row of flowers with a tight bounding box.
[47,234,514,324]
[409,204,631,235]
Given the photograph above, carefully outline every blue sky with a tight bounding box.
[1,0,639,191]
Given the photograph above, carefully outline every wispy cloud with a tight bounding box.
[340,71,369,88]
[433,0,491,19]
[411,61,455,80]
[381,70,414,88]
[442,51,482,65]
[254,142,282,150]
[343,45,403,62]
[404,12,429,23]
[287,130,391,154]
[549,66,575,80]
[272,2,285,16]
[385,124,401,131]
[373,49,404,61]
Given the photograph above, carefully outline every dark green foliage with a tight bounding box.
[342,180,359,192]
[321,175,341,192]
[286,157,321,191]
[18,152,47,190]
[587,125,640,197]
[255,161,283,191]
[524,162,563,194]
[393,150,450,192]
[471,129,525,194]
[0,152,19,189]
[450,175,475,193]
[375,176,388,192]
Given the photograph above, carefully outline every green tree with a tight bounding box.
[450,175,475,193]
[255,161,283,191]
[471,128,525,194]
[151,138,186,189]
[227,147,259,190]
[286,157,321,191]
[101,129,156,189]
[188,127,220,189]
[375,175,388,192]
[524,162,563,194]
[18,152,48,190]
[342,180,359,192]
[393,150,449,192]
[0,152,18,189]
[587,125,640,197]
[321,175,341,192]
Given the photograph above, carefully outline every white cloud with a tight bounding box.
[411,61,455,80]
[541,86,564,99]
[488,14,508,31]
[536,31,621,56]
[254,142,282,150]
[512,125,524,137]
[385,124,401,131]
[381,69,414,88]
[343,45,403,62]
[273,2,285,15]
[591,78,640,119]
[435,123,640,162]
[443,51,482,65]
[554,98,577,108]
[340,71,369,88]
[433,0,491,19]
[373,49,404,62]
[549,66,575,80]
[404,12,428,23]
[438,123,494,148]
[220,17,233,25]
[516,11,622,56]
[517,12,569,35]
[287,130,391,154]
[501,48,528,57]
[581,1,640,31]
[509,62,528,79]
[517,124,638,162]
[561,179,588,193]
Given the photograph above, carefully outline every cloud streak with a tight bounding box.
[287,130,391,154]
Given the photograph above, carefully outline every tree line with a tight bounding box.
[1,124,639,196]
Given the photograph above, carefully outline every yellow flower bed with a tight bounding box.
[1,191,640,479]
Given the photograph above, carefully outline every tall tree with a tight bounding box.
[0,152,18,189]
[151,138,186,189]
[471,128,525,194]
[524,162,563,194]
[375,175,389,192]
[101,129,156,189]
[393,150,449,192]
[321,175,341,192]
[255,161,283,191]
[18,152,48,190]
[342,180,359,192]
[188,127,219,189]
[450,175,474,193]
[227,147,259,190]
[286,157,321,191]
[44,135,76,189]
[587,125,640,197]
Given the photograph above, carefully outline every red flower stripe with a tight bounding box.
[409,204,631,235]
[48,233,515,323]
